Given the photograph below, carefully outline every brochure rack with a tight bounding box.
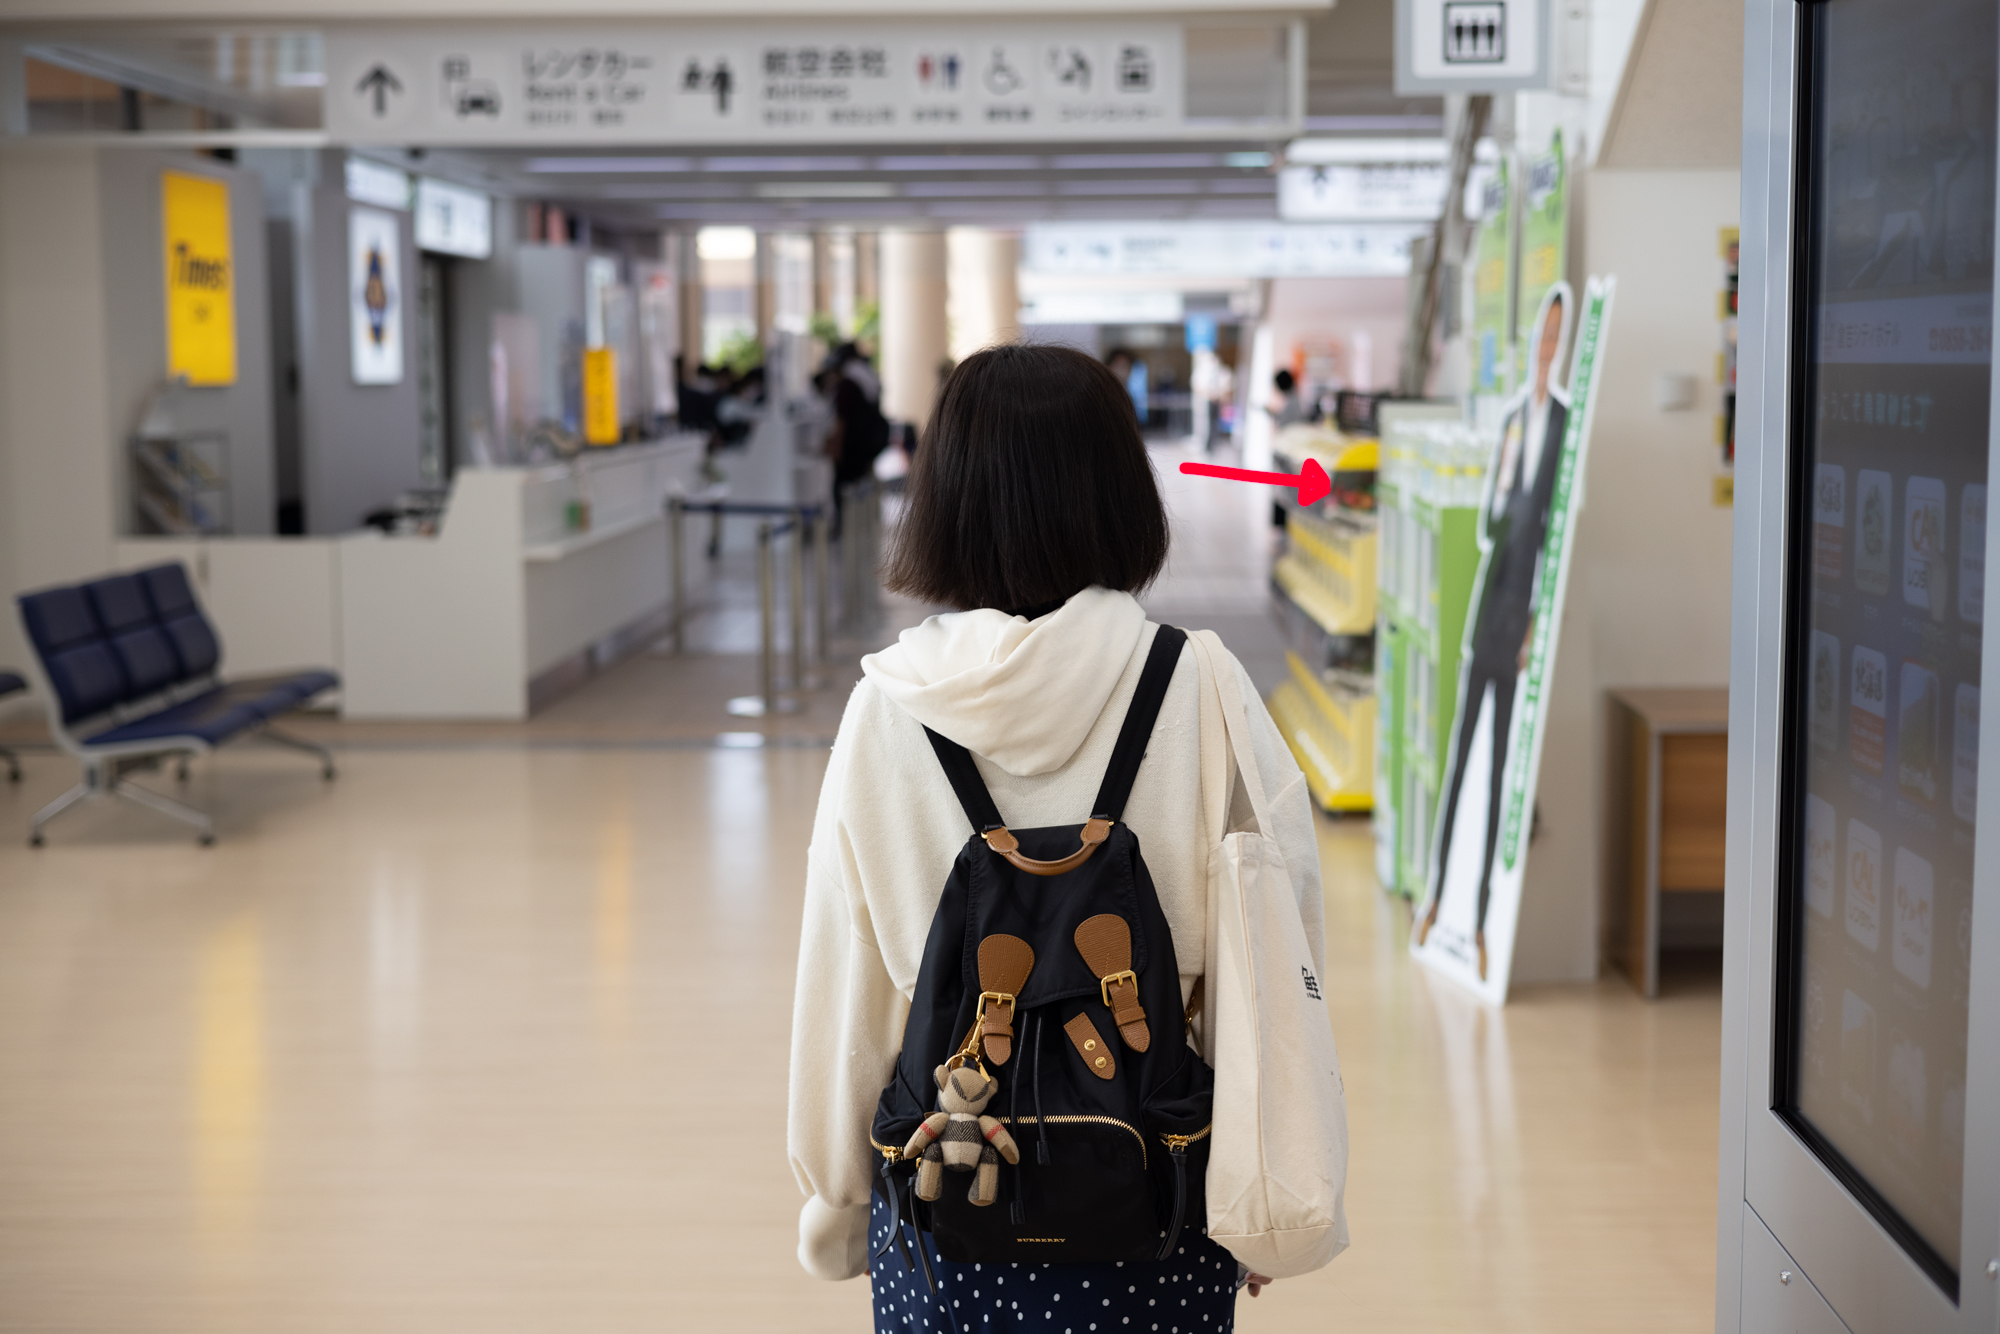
[1372,405,1485,896]
[131,430,230,536]
[1265,425,1379,813]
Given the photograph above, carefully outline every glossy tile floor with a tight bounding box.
[0,443,1720,1332]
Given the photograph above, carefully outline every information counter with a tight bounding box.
[113,435,707,719]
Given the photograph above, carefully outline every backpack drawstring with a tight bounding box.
[1033,1014,1051,1165]
[1008,1026,1026,1225]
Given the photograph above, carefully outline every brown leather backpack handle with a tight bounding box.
[981,818,1112,877]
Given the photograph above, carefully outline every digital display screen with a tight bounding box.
[1784,0,1996,1288]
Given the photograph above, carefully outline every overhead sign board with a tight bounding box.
[1278,162,1449,222]
[344,156,410,209]
[1023,222,1426,279]
[325,23,1187,145]
[1395,0,1550,94]
[414,178,493,258]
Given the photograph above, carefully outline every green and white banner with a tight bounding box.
[1411,275,1616,1004]
[1517,131,1569,349]
[1470,156,1515,399]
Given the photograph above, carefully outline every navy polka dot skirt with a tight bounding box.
[868,1189,1240,1334]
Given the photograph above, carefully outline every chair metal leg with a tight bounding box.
[261,724,336,779]
[0,744,19,782]
[28,780,92,846]
[111,778,215,845]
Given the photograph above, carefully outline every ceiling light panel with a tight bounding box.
[901,180,1048,198]
[755,182,898,198]
[1056,179,1205,196]
[1049,153,1223,170]
[525,156,694,173]
[875,155,1043,172]
[600,182,746,199]
[701,156,870,173]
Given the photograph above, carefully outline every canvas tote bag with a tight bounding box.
[1187,629,1350,1278]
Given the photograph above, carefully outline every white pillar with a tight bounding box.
[946,227,1021,363]
[879,228,949,426]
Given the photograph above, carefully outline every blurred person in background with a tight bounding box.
[1267,368,1308,428]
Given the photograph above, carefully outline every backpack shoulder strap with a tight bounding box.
[924,727,1006,833]
[1090,624,1188,823]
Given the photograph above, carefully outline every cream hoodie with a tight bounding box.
[785,587,1325,1280]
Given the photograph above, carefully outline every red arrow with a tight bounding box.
[1179,458,1330,506]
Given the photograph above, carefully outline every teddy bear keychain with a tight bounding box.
[902,1060,1021,1206]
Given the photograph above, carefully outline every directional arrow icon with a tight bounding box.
[1179,457,1331,506]
[356,65,403,117]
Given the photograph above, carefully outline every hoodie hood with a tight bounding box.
[859,587,1149,777]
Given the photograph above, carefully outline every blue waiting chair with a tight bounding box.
[15,562,339,845]
[0,670,25,781]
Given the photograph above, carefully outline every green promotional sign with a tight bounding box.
[1516,132,1568,349]
[1500,276,1616,870]
[1471,158,1514,399]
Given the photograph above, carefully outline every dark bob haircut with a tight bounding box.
[883,344,1170,612]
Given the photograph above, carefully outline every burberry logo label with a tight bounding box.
[1017,1237,1067,1243]
[1301,967,1322,1000]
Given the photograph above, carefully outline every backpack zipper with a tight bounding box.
[1159,1122,1213,1151]
[998,1114,1148,1168]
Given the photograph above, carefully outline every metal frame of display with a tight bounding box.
[1719,2,2000,1331]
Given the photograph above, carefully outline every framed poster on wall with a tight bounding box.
[161,171,237,387]
[349,206,404,386]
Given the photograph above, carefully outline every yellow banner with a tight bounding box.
[162,172,236,387]
[583,347,619,445]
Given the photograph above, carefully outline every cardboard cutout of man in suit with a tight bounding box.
[1416,287,1572,980]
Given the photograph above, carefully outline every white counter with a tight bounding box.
[115,434,708,720]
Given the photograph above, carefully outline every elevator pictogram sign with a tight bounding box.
[1396,0,1547,93]
[1443,3,1506,64]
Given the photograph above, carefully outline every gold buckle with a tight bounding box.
[1099,970,1137,1008]
[978,990,1016,1016]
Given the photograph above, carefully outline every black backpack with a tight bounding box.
[870,625,1215,1278]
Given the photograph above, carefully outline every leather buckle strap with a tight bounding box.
[972,934,1035,1064]
[980,818,1112,878]
[1074,914,1151,1052]
[1098,970,1137,1009]
[1100,971,1147,1049]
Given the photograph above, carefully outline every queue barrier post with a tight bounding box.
[726,518,803,717]
[788,507,808,691]
[667,495,686,655]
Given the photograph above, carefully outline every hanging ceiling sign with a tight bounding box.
[1023,222,1427,279]
[414,178,493,258]
[324,23,1186,145]
[1277,162,1450,222]
[1394,0,1550,94]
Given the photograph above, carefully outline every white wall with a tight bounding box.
[1512,167,1739,984]
[296,185,425,534]
[1259,275,1407,395]
[0,144,116,692]
[99,149,277,537]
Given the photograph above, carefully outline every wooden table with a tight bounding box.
[1605,687,1729,998]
